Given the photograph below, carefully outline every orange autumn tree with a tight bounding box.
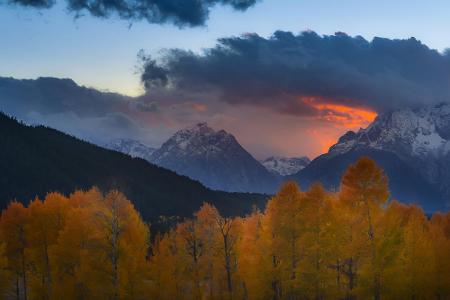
[0,241,10,296]
[262,181,304,298]
[27,193,69,299]
[429,212,450,297]
[236,209,266,299]
[147,157,450,300]
[0,202,29,300]
[339,157,389,299]
[148,203,243,300]
[298,183,336,299]
[0,188,150,300]
[1,157,450,299]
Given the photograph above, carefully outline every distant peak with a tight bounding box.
[263,155,310,162]
[261,156,311,176]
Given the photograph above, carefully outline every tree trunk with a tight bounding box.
[43,239,52,299]
[223,234,233,299]
[272,255,282,300]
[365,200,380,300]
[21,248,27,300]
[110,198,120,300]
[16,275,19,300]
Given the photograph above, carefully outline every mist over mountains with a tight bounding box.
[2,76,450,212]
[0,112,268,221]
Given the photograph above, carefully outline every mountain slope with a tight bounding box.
[295,104,450,212]
[261,156,310,176]
[105,138,156,161]
[0,113,268,220]
[150,123,280,193]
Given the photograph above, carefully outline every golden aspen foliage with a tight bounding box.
[27,193,69,299]
[340,157,389,300]
[236,209,269,300]
[429,213,450,298]
[194,202,225,299]
[87,190,150,300]
[396,205,434,299]
[0,201,30,300]
[0,242,12,297]
[50,188,104,299]
[0,189,150,300]
[261,181,304,299]
[148,230,186,299]
[298,183,336,299]
[1,158,450,299]
[215,213,242,299]
[50,204,95,298]
[374,200,407,298]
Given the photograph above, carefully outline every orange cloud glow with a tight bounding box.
[191,103,208,112]
[301,97,377,129]
[303,128,337,154]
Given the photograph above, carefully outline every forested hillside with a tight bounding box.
[0,113,268,221]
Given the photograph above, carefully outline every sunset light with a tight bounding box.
[301,97,377,129]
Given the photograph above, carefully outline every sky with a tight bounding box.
[2,0,450,159]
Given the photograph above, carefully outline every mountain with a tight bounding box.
[0,112,268,221]
[149,122,280,193]
[261,156,310,176]
[295,103,450,212]
[105,138,156,161]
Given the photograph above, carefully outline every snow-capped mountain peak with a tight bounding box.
[317,103,450,210]
[151,122,244,162]
[149,122,279,193]
[261,156,310,176]
[169,122,222,151]
[329,103,450,158]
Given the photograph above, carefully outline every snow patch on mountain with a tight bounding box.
[104,138,155,161]
[261,156,310,176]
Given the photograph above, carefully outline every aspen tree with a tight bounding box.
[340,157,389,300]
[0,202,30,300]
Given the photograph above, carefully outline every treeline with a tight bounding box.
[1,158,450,299]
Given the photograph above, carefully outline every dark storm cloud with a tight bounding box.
[2,0,259,27]
[141,31,450,113]
[138,51,169,89]
[0,76,128,117]
[7,0,54,8]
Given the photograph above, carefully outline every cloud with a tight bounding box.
[0,77,127,117]
[7,0,54,8]
[0,76,162,145]
[3,0,259,27]
[6,31,450,159]
[141,30,450,113]
[0,75,376,159]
